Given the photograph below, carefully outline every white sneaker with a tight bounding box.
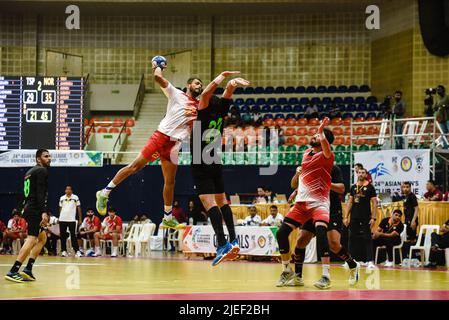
[348,262,361,286]
[61,251,68,257]
[366,261,376,270]
[342,262,349,269]
[92,251,102,257]
[383,261,394,267]
[75,251,83,258]
[111,252,117,258]
[359,261,368,267]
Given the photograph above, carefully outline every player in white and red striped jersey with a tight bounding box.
[275,117,336,290]
[78,208,101,255]
[93,207,123,257]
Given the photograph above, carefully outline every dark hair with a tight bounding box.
[66,185,73,190]
[358,168,368,174]
[86,207,95,212]
[257,185,265,190]
[355,163,364,168]
[395,90,403,95]
[108,207,116,213]
[427,180,436,185]
[392,209,403,216]
[270,205,278,210]
[402,181,411,186]
[36,149,48,159]
[11,209,20,217]
[187,77,202,85]
[323,128,334,144]
[437,85,445,92]
[264,186,272,192]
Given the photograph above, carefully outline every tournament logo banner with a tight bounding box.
[354,149,430,196]
[0,149,103,167]
[182,226,279,256]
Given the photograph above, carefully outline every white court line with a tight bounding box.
[0,263,105,267]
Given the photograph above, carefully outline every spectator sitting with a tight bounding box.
[424,219,449,268]
[261,205,283,227]
[264,186,277,203]
[304,103,318,120]
[423,180,443,201]
[124,215,141,238]
[172,200,187,224]
[2,210,27,254]
[187,200,207,225]
[140,214,152,224]
[253,186,267,204]
[372,209,405,267]
[93,207,123,257]
[243,207,262,226]
[79,208,102,256]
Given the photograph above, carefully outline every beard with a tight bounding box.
[191,88,202,98]
[310,141,320,148]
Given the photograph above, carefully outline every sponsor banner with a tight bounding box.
[0,149,103,167]
[354,149,430,196]
[182,225,279,256]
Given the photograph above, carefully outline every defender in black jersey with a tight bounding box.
[5,149,51,283]
[190,76,249,266]
[278,165,360,287]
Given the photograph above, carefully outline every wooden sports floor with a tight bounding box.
[1,253,448,300]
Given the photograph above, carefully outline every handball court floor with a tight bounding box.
[0,253,448,300]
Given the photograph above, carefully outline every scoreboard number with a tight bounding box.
[23,90,38,104]
[41,90,56,104]
[26,108,52,123]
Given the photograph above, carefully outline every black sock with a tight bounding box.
[293,247,306,277]
[10,261,22,273]
[26,258,35,271]
[220,204,236,241]
[336,246,357,269]
[208,206,227,247]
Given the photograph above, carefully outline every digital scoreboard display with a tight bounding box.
[0,76,84,150]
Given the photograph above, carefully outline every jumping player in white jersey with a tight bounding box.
[96,55,238,228]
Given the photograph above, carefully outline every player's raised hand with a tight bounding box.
[221,71,240,77]
[229,77,250,87]
[318,117,330,134]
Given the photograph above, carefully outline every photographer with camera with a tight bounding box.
[381,95,392,119]
[392,90,406,149]
[432,85,449,148]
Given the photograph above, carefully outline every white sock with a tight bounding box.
[322,264,330,279]
[282,261,291,272]
[112,247,118,255]
[164,205,172,214]
[95,247,101,254]
[102,181,116,196]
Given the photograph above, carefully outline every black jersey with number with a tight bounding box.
[330,165,344,220]
[21,165,48,213]
[190,95,231,165]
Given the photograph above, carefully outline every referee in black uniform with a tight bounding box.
[5,149,51,283]
[190,75,249,266]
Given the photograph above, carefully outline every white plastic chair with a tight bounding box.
[375,224,407,265]
[167,229,182,252]
[122,224,142,257]
[134,223,156,257]
[409,224,440,264]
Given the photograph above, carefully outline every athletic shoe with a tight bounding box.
[5,272,25,283]
[212,242,233,266]
[61,251,68,257]
[285,273,304,287]
[366,261,376,270]
[92,251,102,257]
[226,239,240,261]
[96,190,108,216]
[348,262,360,286]
[276,270,294,287]
[20,268,36,281]
[424,262,437,269]
[383,261,394,268]
[342,261,349,269]
[162,217,180,229]
[86,249,95,257]
[75,251,83,258]
[314,276,331,290]
[111,252,117,258]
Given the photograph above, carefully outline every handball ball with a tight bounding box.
[152,55,167,69]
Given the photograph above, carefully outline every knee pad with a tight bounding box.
[277,223,293,254]
[315,225,330,258]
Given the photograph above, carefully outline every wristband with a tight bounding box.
[213,74,225,85]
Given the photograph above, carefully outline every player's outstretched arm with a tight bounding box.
[152,60,169,89]
[198,71,240,110]
[222,77,250,99]
[318,117,332,158]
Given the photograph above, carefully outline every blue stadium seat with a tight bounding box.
[342,112,353,119]
[275,86,285,94]
[214,87,224,95]
[297,113,306,119]
[240,105,250,113]
[234,98,244,105]
[357,103,367,112]
[355,96,366,104]
[367,112,376,119]
[343,97,354,104]
[272,105,282,113]
[324,105,333,112]
[295,86,306,94]
[255,87,264,94]
[346,104,356,112]
[265,86,275,94]
[251,105,261,113]
[261,105,271,113]
[263,114,274,120]
[317,104,324,112]
[338,104,346,111]
[285,86,295,94]
[367,103,377,111]
[283,105,293,113]
[359,84,370,92]
[348,85,359,93]
[286,113,296,119]
[355,112,365,119]
[311,97,321,105]
[278,98,288,105]
[327,85,337,93]
[322,97,332,105]
[234,87,244,94]
[367,96,377,104]
[293,105,304,113]
[256,98,266,105]
[288,97,299,105]
[267,98,277,105]
[230,106,239,112]
[306,86,316,93]
[274,113,285,119]
[333,97,344,104]
[376,112,384,118]
[299,97,310,105]
[317,85,326,93]
[245,98,256,105]
[244,87,255,94]
[337,85,348,93]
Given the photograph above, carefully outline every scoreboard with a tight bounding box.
[0,76,84,150]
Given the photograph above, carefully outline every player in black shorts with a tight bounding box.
[5,149,51,283]
[190,75,249,266]
[285,165,360,286]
